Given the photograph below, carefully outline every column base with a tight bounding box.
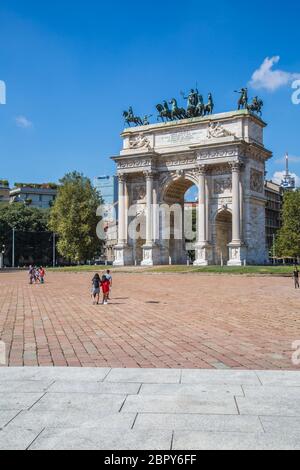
[227,242,247,266]
[193,242,212,267]
[113,244,133,267]
[141,243,161,266]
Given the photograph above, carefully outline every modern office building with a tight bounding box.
[93,176,118,262]
[265,180,284,256]
[281,153,296,191]
[10,184,58,209]
[93,175,118,206]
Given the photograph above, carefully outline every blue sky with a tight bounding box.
[0,0,299,187]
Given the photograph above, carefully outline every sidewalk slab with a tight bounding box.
[0,367,111,382]
[105,368,181,384]
[0,380,53,393]
[0,393,44,411]
[47,381,140,395]
[139,383,244,397]
[1,367,300,450]
[122,394,238,415]
[31,393,126,412]
[237,396,300,417]
[7,410,136,431]
[28,428,173,451]
[0,426,41,451]
[181,370,261,386]
[134,414,263,433]
[173,431,300,450]
[260,416,300,434]
[0,411,20,429]
[243,385,300,400]
[256,371,300,387]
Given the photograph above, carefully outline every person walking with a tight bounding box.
[293,265,299,289]
[105,270,113,299]
[28,265,35,285]
[91,273,101,305]
[101,275,110,305]
[39,267,46,284]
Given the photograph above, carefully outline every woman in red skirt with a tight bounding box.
[101,275,110,305]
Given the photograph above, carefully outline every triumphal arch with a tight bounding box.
[112,108,272,266]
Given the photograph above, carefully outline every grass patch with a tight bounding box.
[48,264,294,276]
[149,265,293,275]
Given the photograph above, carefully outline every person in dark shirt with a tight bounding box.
[293,266,299,289]
[91,273,101,305]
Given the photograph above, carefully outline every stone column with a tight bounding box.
[117,174,126,245]
[231,162,241,243]
[228,162,247,266]
[145,172,153,245]
[141,171,160,266]
[194,166,211,266]
[113,173,133,266]
[198,168,206,243]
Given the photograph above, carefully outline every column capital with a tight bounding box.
[195,164,208,177]
[118,173,127,183]
[229,161,243,172]
[143,170,156,180]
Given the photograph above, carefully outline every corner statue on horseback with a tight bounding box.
[123,107,143,127]
[235,88,263,116]
[235,88,248,110]
[247,96,264,117]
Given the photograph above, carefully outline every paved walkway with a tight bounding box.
[0,272,300,369]
[0,367,300,450]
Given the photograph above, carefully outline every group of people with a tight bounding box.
[91,270,112,305]
[28,266,46,285]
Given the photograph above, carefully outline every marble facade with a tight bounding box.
[111,110,272,266]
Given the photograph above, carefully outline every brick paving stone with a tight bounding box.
[0,271,300,369]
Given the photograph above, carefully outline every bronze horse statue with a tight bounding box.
[195,94,205,117]
[236,88,248,110]
[169,98,186,120]
[247,97,263,117]
[203,93,214,116]
[123,109,143,127]
[156,101,173,122]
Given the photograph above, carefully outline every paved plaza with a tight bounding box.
[0,367,300,450]
[0,271,299,369]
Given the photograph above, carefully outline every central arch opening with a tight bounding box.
[162,177,198,264]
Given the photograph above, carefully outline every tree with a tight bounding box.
[275,190,300,258]
[49,172,102,263]
[0,204,51,266]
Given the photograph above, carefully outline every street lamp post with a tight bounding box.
[53,233,56,268]
[12,227,15,268]
[0,244,5,269]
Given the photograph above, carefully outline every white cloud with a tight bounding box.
[250,56,300,92]
[272,171,300,187]
[15,115,33,128]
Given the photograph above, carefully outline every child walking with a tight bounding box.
[105,270,113,300]
[39,267,45,284]
[101,275,110,305]
[91,273,101,305]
